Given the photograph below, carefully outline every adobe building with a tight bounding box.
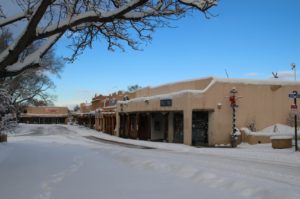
[72,103,95,128]
[115,77,300,147]
[94,91,135,134]
[19,106,69,124]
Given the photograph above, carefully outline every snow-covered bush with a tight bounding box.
[0,89,16,133]
[287,111,300,127]
[246,120,257,132]
[0,89,11,113]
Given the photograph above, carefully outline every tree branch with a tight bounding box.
[0,0,54,71]
[178,0,217,12]
[36,0,148,40]
[0,11,30,28]
[0,0,218,78]
[1,33,63,77]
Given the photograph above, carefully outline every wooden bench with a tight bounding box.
[271,136,292,149]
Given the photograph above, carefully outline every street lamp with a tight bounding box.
[291,63,296,81]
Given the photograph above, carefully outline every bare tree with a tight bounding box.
[128,84,141,92]
[0,0,217,78]
[0,28,63,109]
[5,71,56,107]
[73,104,80,112]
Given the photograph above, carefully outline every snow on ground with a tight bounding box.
[241,123,299,137]
[1,124,300,199]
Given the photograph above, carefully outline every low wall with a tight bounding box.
[240,130,271,144]
[271,136,292,149]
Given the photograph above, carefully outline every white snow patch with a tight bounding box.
[241,123,299,137]
[1,124,300,199]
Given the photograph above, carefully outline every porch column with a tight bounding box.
[103,116,106,133]
[136,113,139,139]
[183,108,192,145]
[168,112,174,143]
[147,112,152,140]
[95,117,99,131]
[114,114,119,136]
[111,115,114,134]
[126,113,130,137]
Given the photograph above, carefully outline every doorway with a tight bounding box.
[138,113,151,140]
[192,111,208,146]
[173,112,184,143]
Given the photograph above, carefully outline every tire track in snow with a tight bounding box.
[39,156,84,199]
[109,149,300,199]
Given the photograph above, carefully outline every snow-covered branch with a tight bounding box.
[0,0,53,72]
[36,0,148,39]
[178,0,217,11]
[0,0,218,78]
[0,11,30,28]
[1,33,63,78]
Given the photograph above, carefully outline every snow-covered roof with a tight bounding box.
[270,136,293,140]
[27,106,69,109]
[119,79,215,104]
[119,77,300,104]
[214,77,300,86]
[103,105,117,109]
[81,103,92,106]
[20,113,68,118]
[148,76,300,90]
[71,111,95,116]
[101,112,116,115]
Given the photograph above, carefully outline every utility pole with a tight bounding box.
[289,90,299,151]
[293,91,298,151]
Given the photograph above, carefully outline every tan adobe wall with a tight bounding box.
[240,131,271,145]
[125,92,136,100]
[135,87,151,97]
[91,92,137,111]
[135,77,213,98]
[117,78,300,146]
[204,81,299,145]
[80,103,92,113]
[92,95,106,110]
[110,91,136,101]
[91,99,103,111]
[26,106,68,115]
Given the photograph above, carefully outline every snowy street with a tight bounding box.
[1,124,300,199]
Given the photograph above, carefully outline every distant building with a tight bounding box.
[94,91,135,134]
[71,102,95,128]
[72,91,134,131]
[19,106,69,124]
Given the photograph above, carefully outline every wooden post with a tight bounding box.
[293,91,298,151]
[168,112,174,143]
[126,114,130,138]
[136,113,139,139]
[183,109,192,145]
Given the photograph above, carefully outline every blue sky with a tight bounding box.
[49,0,300,107]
